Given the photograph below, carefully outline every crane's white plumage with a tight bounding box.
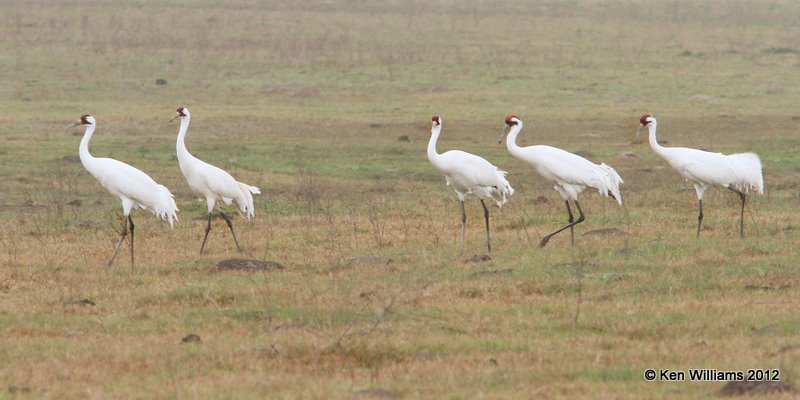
[172,107,260,253]
[501,114,623,247]
[70,114,178,267]
[639,114,763,237]
[427,115,513,252]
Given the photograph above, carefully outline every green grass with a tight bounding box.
[2,0,800,398]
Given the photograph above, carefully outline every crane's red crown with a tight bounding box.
[432,115,441,125]
[505,114,520,125]
[177,107,188,116]
[640,114,652,124]
[80,114,93,124]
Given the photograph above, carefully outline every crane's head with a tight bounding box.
[431,115,441,128]
[66,114,95,130]
[635,114,656,143]
[504,114,521,126]
[500,114,522,144]
[170,107,190,122]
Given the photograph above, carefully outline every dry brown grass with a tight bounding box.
[2,0,800,398]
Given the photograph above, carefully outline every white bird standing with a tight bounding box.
[68,114,178,269]
[427,115,514,252]
[500,114,623,248]
[637,114,763,238]
[171,107,261,254]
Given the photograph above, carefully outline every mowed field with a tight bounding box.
[2,0,800,398]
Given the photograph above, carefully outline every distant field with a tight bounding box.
[2,0,800,398]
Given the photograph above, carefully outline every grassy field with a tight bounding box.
[2,0,800,398]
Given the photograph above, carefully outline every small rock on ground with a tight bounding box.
[217,258,286,271]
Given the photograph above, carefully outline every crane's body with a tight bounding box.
[427,115,513,252]
[173,107,260,254]
[71,114,178,268]
[428,149,513,206]
[501,115,623,247]
[639,114,763,238]
[507,144,623,204]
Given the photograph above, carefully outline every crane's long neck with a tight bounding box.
[505,122,525,158]
[427,125,443,166]
[647,123,668,158]
[79,124,97,165]
[176,116,194,164]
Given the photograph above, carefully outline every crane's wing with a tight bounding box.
[192,159,260,218]
[662,147,762,193]
[90,158,178,224]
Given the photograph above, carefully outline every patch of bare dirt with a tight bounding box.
[464,254,491,263]
[181,333,201,344]
[582,228,630,236]
[217,259,286,271]
[467,268,512,279]
[355,388,398,399]
[720,380,793,396]
[347,256,393,266]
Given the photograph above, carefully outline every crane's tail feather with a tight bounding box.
[236,181,261,220]
[151,185,179,227]
[729,152,764,194]
[491,169,514,207]
[598,163,624,205]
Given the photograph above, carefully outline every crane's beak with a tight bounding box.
[498,125,510,144]
[66,120,81,131]
[169,113,180,123]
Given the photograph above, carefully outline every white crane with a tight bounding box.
[500,114,623,247]
[427,115,514,252]
[171,107,261,254]
[638,114,763,238]
[68,114,178,269]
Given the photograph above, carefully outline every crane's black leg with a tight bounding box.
[480,199,491,252]
[728,187,747,238]
[220,212,242,251]
[459,200,466,252]
[128,215,135,272]
[108,215,129,267]
[565,201,575,246]
[696,199,703,239]
[200,213,212,255]
[539,201,585,248]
